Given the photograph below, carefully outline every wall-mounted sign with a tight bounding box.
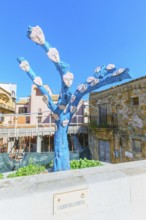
[125,151,133,158]
[53,188,88,215]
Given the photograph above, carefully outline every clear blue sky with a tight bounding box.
[1,0,146,99]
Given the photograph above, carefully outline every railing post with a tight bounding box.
[36,135,42,153]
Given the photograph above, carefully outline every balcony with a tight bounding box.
[0,103,15,112]
[0,116,4,122]
[89,114,118,130]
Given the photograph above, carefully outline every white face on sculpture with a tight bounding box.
[47,48,60,63]
[86,76,95,83]
[106,64,116,71]
[19,60,30,72]
[112,68,125,76]
[90,78,99,86]
[33,76,43,86]
[63,72,74,87]
[70,95,76,103]
[70,106,77,113]
[30,26,45,44]
[94,66,101,73]
[62,119,69,127]
[77,84,87,93]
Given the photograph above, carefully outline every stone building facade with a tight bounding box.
[89,76,146,163]
[0,86,16,124]
[0,85,16,152]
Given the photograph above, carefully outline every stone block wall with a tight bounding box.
[89,76,146,163]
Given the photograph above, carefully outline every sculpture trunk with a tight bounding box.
[53,122,70,171]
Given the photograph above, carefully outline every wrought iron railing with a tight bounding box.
[89,114,118,129]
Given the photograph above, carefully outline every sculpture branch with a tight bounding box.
[67,64,131,108]
[27,26,73,108]
[17,57,57,113]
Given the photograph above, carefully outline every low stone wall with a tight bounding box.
[0,160,146,220]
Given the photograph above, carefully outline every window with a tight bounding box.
[133,139,142,159]
[37,109,42,123]
[36,88,42,96]
[38,108,42,117]
[98,140,111,162]
[38,108,42,114]
[131,97,139,106]
[0,116,4,122]
[111,113,118,127]
[18,107,27,114]
[38,116,42,123]
[26,116,30,124]
[133,140,142,153]
[98,104,107,127]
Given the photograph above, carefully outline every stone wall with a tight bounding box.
[0,161,146,220]
[89,76,146,163]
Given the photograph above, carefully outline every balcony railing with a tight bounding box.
[89,114,118,129]
[0,113,88,138]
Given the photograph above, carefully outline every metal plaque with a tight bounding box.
[53,188,88,215]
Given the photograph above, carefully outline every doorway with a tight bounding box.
[98,140,111,162]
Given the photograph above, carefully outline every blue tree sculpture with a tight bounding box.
[17,26,131,172]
